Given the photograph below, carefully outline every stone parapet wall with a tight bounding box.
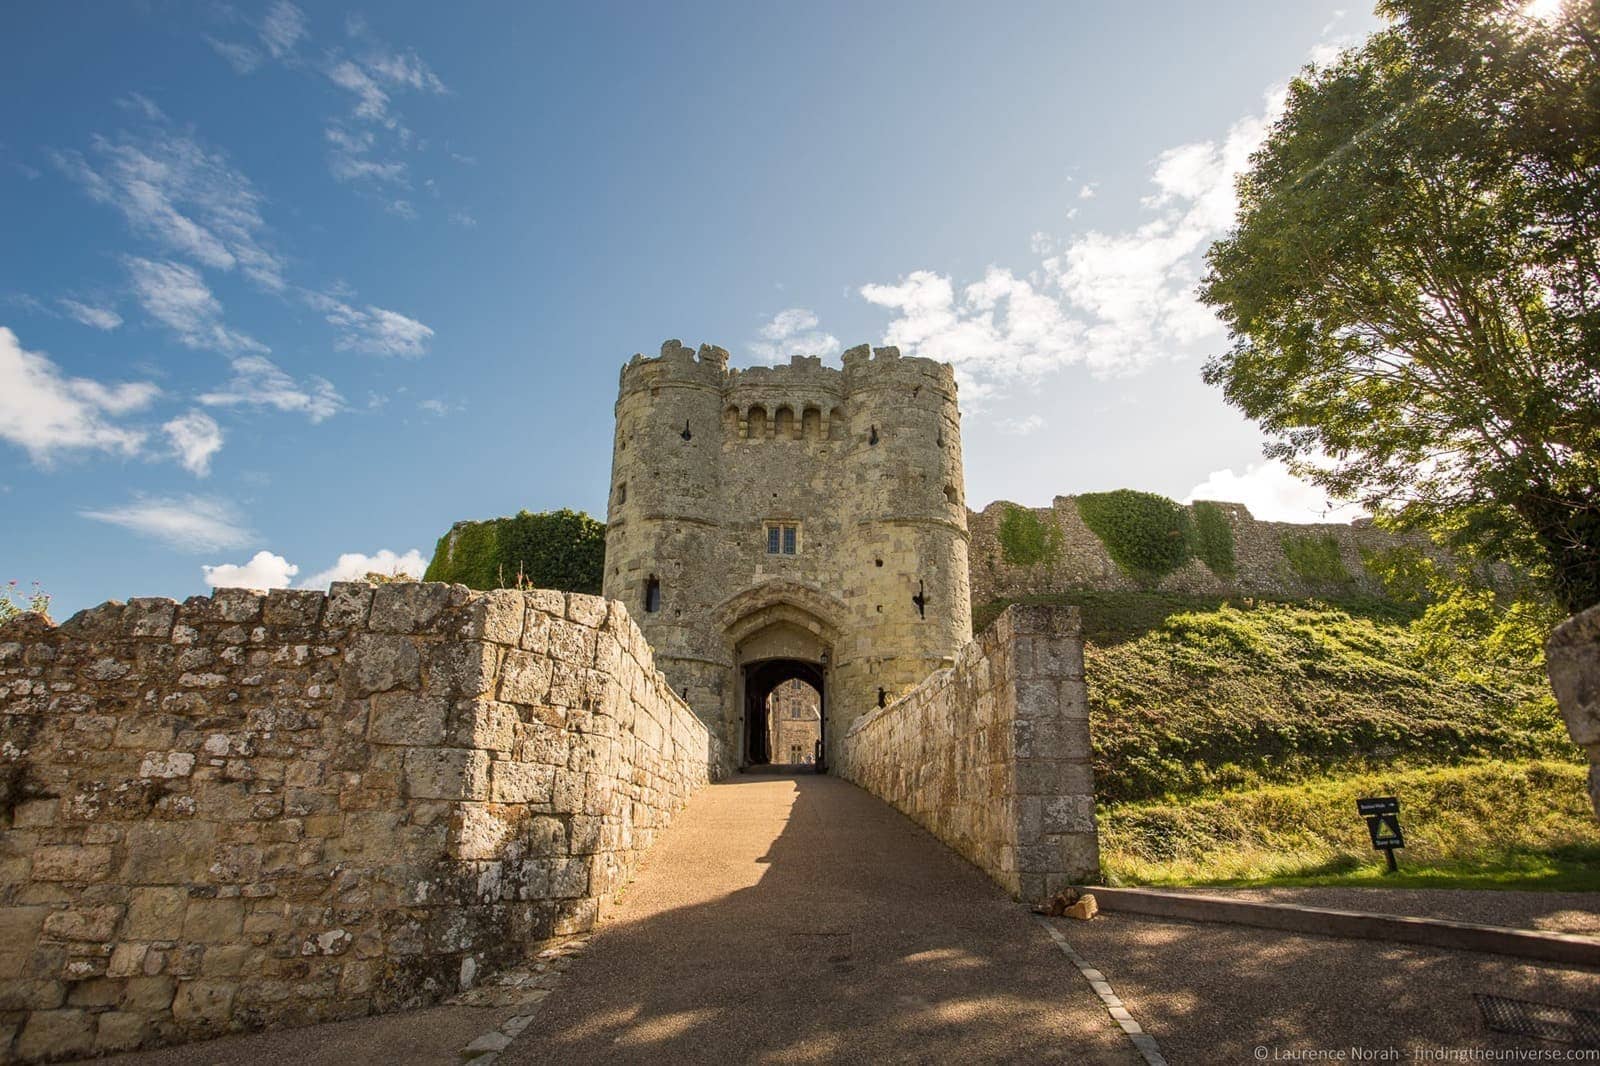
[0,582,720,1063]
[1548,602,1600,821]
[967,496,1450,609]
[837,604,1097,901]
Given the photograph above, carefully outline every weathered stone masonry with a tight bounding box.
[1548,602,1600,822]
[838,604,1097,901]
[0,583,720,1062]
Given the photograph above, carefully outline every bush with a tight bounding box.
[423,509,606,594]
[997,505,1064,567]
[0,580,50,624]
[1191,501,1237,578]
[1076,490,1194,585]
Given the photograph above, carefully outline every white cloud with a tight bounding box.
[198,355,343,422]
[0,326,157,463]
[58,299,122,330]
[203,550,298,590]
[303,290,433,356]
[1077,183,1098,199]
[750,308,840,362]
[206,36,262,74]
[299,548,427,588]
[53,121,287,291]
[385,198,417,220]
[861,86,1288,390]
[259,1,307,59]
[82,495,252,551]
[125,258,267,354]
[996,414,1045,436]
[163,410,224,477]
[417,398,463,417]
[1184,460,1365,523]
[449,209,477,229]
[328,60,391,123]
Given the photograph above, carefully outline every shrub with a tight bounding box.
[1076,490,1193,585]
[0,580,50,624]
[997,505,1064,567]
[1190,501,1237,578]
[424,509,606,593]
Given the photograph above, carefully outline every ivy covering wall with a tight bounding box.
[1281,532,1353,586]
[423,509,606,594]
[1190,501,1238,578]
[997,504,1065,567]
[1076,491,1192,585]
[1066,491,1241,587]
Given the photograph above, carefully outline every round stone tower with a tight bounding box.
[602,339,972,768]
[833,344,972,715]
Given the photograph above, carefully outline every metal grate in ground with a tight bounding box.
[1474,993,1600,1047]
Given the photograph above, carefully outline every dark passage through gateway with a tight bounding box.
[741,659,824,769]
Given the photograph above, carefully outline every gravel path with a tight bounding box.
[501,773,1137,1065]
[1058,910,1600,1065]
[1161,886,1600,935]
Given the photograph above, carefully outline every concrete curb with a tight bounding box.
[1082,886,1600,968]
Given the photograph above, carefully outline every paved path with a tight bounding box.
[502,773,1135,1065]
[1059,910,1600,1062]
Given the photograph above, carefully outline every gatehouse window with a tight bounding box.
[644,575,661,612]
[765,522,799,555]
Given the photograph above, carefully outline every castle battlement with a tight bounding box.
[619,338,958,411]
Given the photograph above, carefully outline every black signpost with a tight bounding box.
[1357,796,1404,873]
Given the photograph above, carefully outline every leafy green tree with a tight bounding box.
[1200,0,1600,612]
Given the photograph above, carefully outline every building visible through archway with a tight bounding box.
[767,678,821,764]
[742,661,824,766]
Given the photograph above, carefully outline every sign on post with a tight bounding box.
[1356,796,1404,872]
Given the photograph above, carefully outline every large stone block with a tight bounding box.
[32,846,112,883]
[404,747,491,800]
[369,692,449,746]
[343,634,422,696]
[1548,602,1600,819]
[16,1009,95,1061]
[171,979,236,1028]
[369,582,455,635]
[498,649,552,705]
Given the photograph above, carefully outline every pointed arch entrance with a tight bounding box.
[742,659,824,766]
[716,581,845,772]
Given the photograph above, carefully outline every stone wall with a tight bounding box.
[837,604,1097,902]
[1547,602,1600,821]
[0,582,720,1063]
[968,495,1449,610]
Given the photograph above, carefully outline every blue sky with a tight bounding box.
[2,1,1380,618]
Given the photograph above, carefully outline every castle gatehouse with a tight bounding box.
[602,340,973,768]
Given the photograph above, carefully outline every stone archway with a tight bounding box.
[741,658,824,767]
[715,582,845,771]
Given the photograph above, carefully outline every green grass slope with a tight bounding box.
[1100,760,1600,890]
[977,590,1591,890]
